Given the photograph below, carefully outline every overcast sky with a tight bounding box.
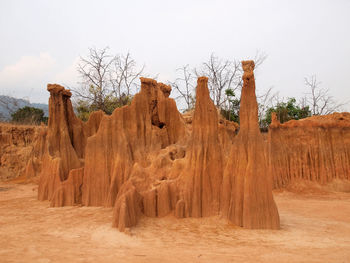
[0,0,349,110]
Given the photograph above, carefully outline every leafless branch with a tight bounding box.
[253,50,268,70]
[73,46,115,112]
[304,75,346,115]
[110,52,144,98]
[194,53,243,109]
[169,64,195,111]
[257,86,278,125]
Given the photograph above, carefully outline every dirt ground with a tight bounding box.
[0,182,349,263]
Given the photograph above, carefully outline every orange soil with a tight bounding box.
[0,182,349,263]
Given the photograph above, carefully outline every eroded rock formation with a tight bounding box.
[27,59,350,232]
[221,61,280,229]
[0,123,45,180]
[179,76,224,218]
[37,84,103,201]
[269,112,350,188]
[34,60,281,232]
[111,76,239,230]
[82,78,186,209]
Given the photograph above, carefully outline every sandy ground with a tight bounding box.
[0,183,350,263]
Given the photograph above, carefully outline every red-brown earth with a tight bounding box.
[0,181,349,263]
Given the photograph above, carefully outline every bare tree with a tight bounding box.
[193,52,267,112]
[110,52,144,99]
[74,47,115,112]
[253,50,268,69]
[195,53,242,108]
[257,86,278,126]
[304,75,346,115]
[169,65,195,112]
[72,47,150,117]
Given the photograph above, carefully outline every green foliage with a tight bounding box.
[76,92,133,121]
[262,98,311,127]
[220,88,240,123]
[11,106,47,125]
[76,100,92,122]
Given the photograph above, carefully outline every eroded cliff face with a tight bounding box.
[0,123,46,181]
[269,112,350,188]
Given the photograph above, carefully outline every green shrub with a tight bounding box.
[11,106,47,125]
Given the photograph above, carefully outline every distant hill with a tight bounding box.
[0,95,48,121]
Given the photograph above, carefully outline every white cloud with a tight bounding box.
[0,52,55,86]
[53,57,80,88]
[0,53,56,103]
[0,54,83,103]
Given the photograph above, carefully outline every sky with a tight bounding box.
[0,0,349,110]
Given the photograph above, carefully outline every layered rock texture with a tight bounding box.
[37,84,103,202]
[221,61,280,229]
[28,63,282,232]
[23,60,350,232]
[112,73,279,230]
[269,112,350,188]
[0,123,46,180]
